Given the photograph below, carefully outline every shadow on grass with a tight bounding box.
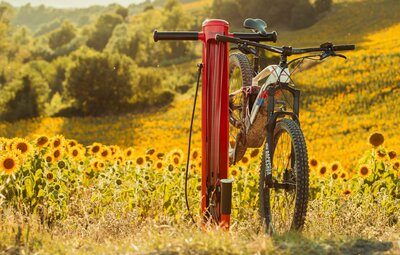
[273,232,394,255]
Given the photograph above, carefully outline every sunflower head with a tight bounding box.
[330,161,341,172]
[156,152,165,160]
[44,153,54,163]
[124,147,134,159]
[388,151,397,160]
[241,156,249,164]
[51,135,65,149]
[338,171,349,181]
[392,160,400,171]
[368,132,384,147]
[100,147,111,160]
[89,143,102,155]
[343,189,352,195]
[309,158,318,169]
[52,148,63,161]
[46,172,54,182]
[318,163,328,178]
[109,145,120,157]
[91,160,105,171]
[0,152,21,175]
[376,149,387,159]
[170,149,184,161]
[359,164,371,178]
[231,168,240,178]
[331,172,339,180]
[250,148,260,158]
[191,149,200,161]
[146,148,156,156]
[12,138,32,157]
[35,135,49,148]
[136,156,145,166]
[155,160,163,171]
[171,155,181,167]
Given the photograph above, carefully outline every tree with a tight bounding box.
[0,66,50,121]
[65,48,134,116]
[86,13,124,51]
[48,21,77,50]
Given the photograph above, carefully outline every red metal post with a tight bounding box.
[199,20,230,227]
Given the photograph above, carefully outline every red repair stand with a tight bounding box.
[199,20,230,228]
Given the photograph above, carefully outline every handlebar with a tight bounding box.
[153,30,278,42]
[215,34,355,55]
[153,30,199,41]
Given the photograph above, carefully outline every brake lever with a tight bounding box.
[238,43,257,55]
[320,50,347,60]
[334,53,347,59]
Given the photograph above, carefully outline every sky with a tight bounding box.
[5,0,145,8]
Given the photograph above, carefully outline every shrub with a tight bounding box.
[65,48,135,116]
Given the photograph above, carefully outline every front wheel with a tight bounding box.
[259,118,309,234]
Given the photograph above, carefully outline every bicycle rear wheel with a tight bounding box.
[259,118,309,234]
[228,53,252,165]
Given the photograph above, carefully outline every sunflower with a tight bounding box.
[338,171,349,180]
[170,149,184,161]
[392,160,400,171]
[230,168,240,178]
[250,148,260,158]
[171,155,181,167]
[146,148,156,156]
[156,152,165,160]
[44,153,54,163]
[309,157,319,169]
[368,132,384,147]
[35,135,49,148]
[330,161,341,172]
[359,164,371,178]
[331,172,339,180]
[376,149,387,159]
[124,147,134,159]
[12,138,33,157]
[135,156,145,166]
[50,135,65,149]
[109,145,121,157]
[91,160,105,171]
[343,189,352,195]
[67,139,79,149]
[318,163,328,178]
[191,149,200,161]
[46,172,54,182]
[89,142,102,155]
[99,147,112,160]
[0,152,20,175]
[52,148,64,161]
[388,151,397,160]
[69,147,84,161]
[241,156,249,164]
[155,160,164,171]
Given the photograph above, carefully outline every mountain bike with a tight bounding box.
[215,18,355,233]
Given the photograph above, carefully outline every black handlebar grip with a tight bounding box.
[333,45,355,51]
[233,31,278,42]
[153,30,199,42]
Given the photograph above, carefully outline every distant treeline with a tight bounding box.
[0,0,331,121]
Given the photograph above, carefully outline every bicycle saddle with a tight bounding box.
[243,18,268,37]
